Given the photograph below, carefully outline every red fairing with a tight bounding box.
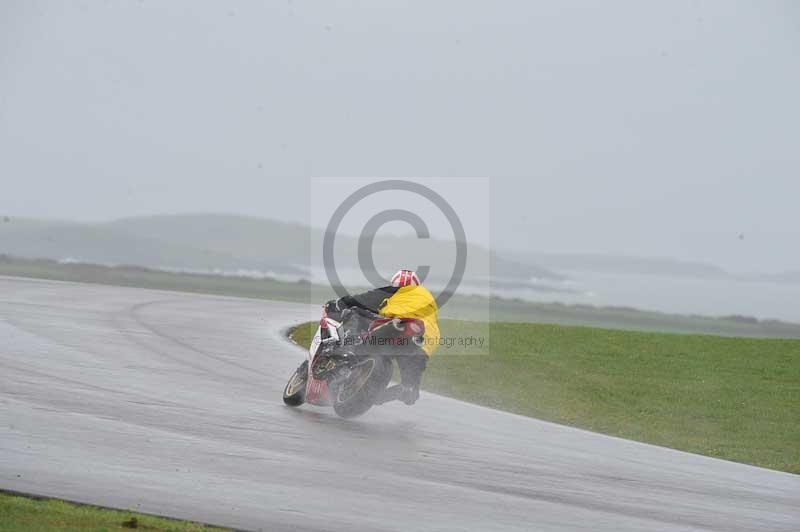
[368,318,425,337]
[304,373,330,405]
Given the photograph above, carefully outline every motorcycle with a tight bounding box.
[283,307,425,418]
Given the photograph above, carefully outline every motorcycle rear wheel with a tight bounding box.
[331,356,393,418]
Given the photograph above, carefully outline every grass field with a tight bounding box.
[291,320,800,474]
[0,491,228,532]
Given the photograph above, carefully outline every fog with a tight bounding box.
[2,0,799,274]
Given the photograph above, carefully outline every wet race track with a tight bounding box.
[1,277,798,531]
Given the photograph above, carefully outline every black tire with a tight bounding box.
[283,360,308,406]
[331,356,393,418]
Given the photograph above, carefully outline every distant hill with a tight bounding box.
[108,214,310,268]
[0,216,305,275]
[512,252,730,279]
[754,270,800,284]
[500,250,800,285]
[5,215,799,291]
[0,214,562,284]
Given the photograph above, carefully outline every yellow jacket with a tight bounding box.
[378,285,440,356]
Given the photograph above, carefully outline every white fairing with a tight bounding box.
[307,318,342,359]
[308,327,322,358]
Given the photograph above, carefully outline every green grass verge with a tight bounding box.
[3,255,800,337]
[290,320,800,474]
[0,491,228,532]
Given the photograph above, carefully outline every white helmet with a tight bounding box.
[390,269,421,287]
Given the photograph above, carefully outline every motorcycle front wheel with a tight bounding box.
[283,360,308,406]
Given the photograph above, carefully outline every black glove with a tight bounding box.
[323,298,342,315]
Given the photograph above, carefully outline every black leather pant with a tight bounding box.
[395,349,428,388]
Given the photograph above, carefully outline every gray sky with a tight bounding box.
[2,0,798,273]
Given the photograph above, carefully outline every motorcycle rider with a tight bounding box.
[324,269,440,405]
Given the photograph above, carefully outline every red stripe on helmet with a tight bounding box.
[391,269,420,287]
